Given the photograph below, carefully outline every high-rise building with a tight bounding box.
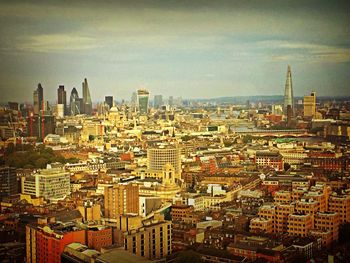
[137,89,150,115]
[28,114,56,141]
[82,78,92,115]
[168,96,174,107]
[104,183,139,219]
[70,88,81,116]
[283,65,294,116]
[33,83,44,115]
[57,85,67,116]
[131,92,137,110]
[21,168,70,201]
[304,91,316,118]
[0,166,18,199]
[105,96,113,109]
[147,145,182,177]
[154,95,163,109]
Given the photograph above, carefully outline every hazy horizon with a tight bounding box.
[1,0,349,102]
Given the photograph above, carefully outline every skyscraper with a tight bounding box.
[154,95,163,109]
[137,89,150,114]
[304,91,316,118]
[82,78,92,115]
[57,85,67,116]
[283,65,294,116]
[33,83,43,115]
[70,88,81,116]
[105,96,113,109]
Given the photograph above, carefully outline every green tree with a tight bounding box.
[34,157,48,168]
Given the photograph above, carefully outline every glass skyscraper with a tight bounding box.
[283,65,294,116]
[137,89,150,115]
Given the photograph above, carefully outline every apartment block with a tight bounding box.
[328,195,350,223]
[104,183,139,219]
[124,219,172,260]
[287,213,313,237]
[314,211,340,242]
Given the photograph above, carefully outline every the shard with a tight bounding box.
[283,65,294,116]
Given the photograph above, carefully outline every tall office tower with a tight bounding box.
[70,88,80,116]
[154,95,163,109]
[104,183,139,219]
[105,96,113,109]
[168,96,174,107]
[137,89,150,114]
[304,91,316,118]
[57,85,67,116]
[131,92,137,109]
[0,166,18,200]
[33,83,44,115]
[283,65,294,116]
[21,168,70,201]
[82,78,92,115]
[147,145,182,176]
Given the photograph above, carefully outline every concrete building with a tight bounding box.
[21,168,70,201]
[147,145,182,177]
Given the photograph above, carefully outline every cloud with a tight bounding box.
[15,34,102,53]
[258,40,350,63]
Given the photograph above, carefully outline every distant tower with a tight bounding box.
[137,89,150,115]
[82,78,92,115]
[70,88,80,116]
[154,95,163,109]
[33,83,44,115]
[283,65,294,116]
[105,96,113,109]
[57,85,67,116]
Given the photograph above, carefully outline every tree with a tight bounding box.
[34,157,48,168]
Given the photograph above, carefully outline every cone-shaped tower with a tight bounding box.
[82,78,92,115]
[283,65,294,116]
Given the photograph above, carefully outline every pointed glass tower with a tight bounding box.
[283,65,294,116]
[82,78,92,115]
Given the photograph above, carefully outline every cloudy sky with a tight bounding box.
[0,0,349,103]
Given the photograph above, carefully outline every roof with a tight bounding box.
[96,249,152,263]
[50,209,83,222]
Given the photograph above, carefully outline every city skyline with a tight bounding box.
[0,0,349,102]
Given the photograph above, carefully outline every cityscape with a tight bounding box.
[1,1,350,263]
